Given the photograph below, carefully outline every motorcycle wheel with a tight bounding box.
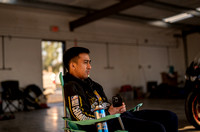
[185,91,200,129]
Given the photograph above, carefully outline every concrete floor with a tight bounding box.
[0,98,199,132]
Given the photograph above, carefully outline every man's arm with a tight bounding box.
[67,95,95,121]
[92,81,126,115]
[64,82,95,121]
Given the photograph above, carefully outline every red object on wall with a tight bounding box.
[50,26,59,32]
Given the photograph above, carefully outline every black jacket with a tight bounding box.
[63,73,110,121]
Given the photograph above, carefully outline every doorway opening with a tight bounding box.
[41,40,65,103]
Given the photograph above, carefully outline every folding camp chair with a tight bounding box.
[1,80,24,113]
[59,72,142,132]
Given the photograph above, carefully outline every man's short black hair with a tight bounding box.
[63,47,90,70]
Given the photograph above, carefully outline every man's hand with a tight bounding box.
[108,102,126,115]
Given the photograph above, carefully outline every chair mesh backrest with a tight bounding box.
[1,80,21,100]
[59,72,81,130]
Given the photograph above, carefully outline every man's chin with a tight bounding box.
[82,75,89,79]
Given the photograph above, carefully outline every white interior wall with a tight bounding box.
[169,39,186,83]
[0,4,193,100]
[0,37,42,89]
[187,33,200,65]
[138,46,168,90]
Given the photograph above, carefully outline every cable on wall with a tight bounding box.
[0,34,179,48]
[104,43,114,69]
[0,36,12,71]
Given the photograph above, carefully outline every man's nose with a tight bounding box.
[87,63,92,69]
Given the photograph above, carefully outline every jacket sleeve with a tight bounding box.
[64,82,95,121]
[93,82,111,115]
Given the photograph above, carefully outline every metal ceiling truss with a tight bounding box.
[69,0,152,31]
[1,0,200,33]
[68,0,200,32]
[145,1,198,13]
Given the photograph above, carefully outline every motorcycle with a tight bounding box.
[185,53,200,129]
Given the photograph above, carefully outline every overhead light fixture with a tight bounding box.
[187,10,200,16]
[0,0,16,4]
[163,13,193,23]
[149,21,169,28]
[196,7,200,11]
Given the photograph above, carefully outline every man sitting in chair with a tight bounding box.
[63,47,178,132]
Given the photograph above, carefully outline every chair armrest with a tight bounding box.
[63,113,121,126]
[128,103,143,112]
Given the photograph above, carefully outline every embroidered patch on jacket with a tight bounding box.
[70,95,94,120]
[93,90,103,104]
[71,95,79,107]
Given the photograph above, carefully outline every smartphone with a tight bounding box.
[112,94,123,107]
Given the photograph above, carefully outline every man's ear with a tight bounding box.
[70,62,76,69]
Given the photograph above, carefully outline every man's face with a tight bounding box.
[71,53,92,80]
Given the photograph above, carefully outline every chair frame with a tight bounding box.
[1,80,24,113]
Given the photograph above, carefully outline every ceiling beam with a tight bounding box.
[1,0,199,32]
[112,13,200,30]
[182,28,200,36]
[69,0,152,31]
[145,1,197,13]
[0,0,90,14]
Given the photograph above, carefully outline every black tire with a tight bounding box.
[185,91,200,129]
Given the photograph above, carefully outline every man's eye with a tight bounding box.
[84,60,91,64]
[84,61,89,64]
